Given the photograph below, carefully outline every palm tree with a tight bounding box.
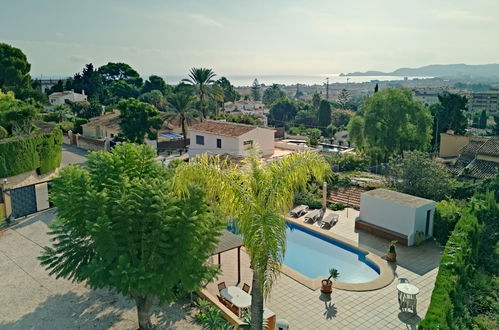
[173,151,331,330]
[182,68,216,118]
[166,93,199,148]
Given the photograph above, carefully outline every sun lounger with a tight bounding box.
[320,213,339,229]
[304,209,323,223]
[290,205,309,218]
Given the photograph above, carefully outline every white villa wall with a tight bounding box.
[238,128,275,156]
[359,194,416,244]
[358,193,436,246]
[188,130,240,158]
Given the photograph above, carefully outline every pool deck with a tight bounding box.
[206,208,443,329]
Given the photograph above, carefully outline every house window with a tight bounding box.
[243,140,253,149]
[216,138,222,148]
[196,135,205,145]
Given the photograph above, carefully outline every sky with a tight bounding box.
[1,0,499,78]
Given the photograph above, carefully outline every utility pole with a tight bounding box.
[325,77,329,100]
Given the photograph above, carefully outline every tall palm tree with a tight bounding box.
[182,68,216,118]
[173,151,331,330]
[166,93,199,147]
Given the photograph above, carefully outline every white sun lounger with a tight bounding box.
[289,205,309,218]
[320,213,339,229]
[304,209,324,223]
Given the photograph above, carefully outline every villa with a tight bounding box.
[48,90,88,106]
[187,120,275,158]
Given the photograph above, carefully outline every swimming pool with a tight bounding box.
[283,222,380,283]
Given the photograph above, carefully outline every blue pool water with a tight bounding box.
[283,222,380,283]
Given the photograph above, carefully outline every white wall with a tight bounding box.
[358,193,435,246]
[238,127,275,156]
[188,130,240,158]
[358,194,416,245]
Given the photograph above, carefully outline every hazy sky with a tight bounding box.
[2,0,498,77]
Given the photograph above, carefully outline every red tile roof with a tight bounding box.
[189,120,259,137]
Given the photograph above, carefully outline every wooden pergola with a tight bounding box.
[213,230,244,284]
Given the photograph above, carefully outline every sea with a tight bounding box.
[164,74,432,87]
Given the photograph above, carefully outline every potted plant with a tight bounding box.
[321,268,339,294]
[387,240,397,262]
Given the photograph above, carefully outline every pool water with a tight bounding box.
[283,222,380,283]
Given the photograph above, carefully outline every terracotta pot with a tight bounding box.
[387,252,397,262]
[321,279,332,293]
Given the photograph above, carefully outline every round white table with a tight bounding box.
[397,283,420,295]
[220,286,252,309]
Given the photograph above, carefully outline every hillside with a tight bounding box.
[342,64,499,78]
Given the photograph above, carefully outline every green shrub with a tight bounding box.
[0,126,7,139]
[294,191,322,209]
[73,117,89,134]
[327,202,346,211]
[419,209,482,329]
[58,121,74,132]
[433,199,462,245]
[0,125,62,177]
[328,153,368,172]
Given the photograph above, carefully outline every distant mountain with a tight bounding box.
[341,64,499,78]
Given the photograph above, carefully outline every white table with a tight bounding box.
[397,283,419,313]
[397,283,419,295]
[220,286,252,311]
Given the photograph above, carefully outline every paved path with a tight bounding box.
[0,210,200,329]
[61,144,89,167]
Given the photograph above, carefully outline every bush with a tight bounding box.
[433,199,462,245]
[0,126,7,139]
[58,121,74,132]
[419,209,482,329]
[328,153,368,172]
[0,124,62,177]
[294,191,322,209]
[73,117,89,134]
[327,202,346,211]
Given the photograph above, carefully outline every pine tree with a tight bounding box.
[251,78,261,101]
[479,110,487,129]
[318,99,332,128]
[39,143,222,330]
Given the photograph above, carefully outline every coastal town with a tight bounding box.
[1,2,498,330]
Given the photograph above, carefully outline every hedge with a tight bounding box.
[433,200,462,246]
[419,209,482,329]
[0,124,62,178]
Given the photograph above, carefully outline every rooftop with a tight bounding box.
[213,230,243,255]
[189,120,272,137]
[477,137,499,157]
[459,140,485,156]
[49,90,85,98]
[81,110,120,130]
[462,158,499,179]
[362,188,435,208]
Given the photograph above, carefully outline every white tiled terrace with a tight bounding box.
[206,208,443,330]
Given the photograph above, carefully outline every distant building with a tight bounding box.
[49,90,88,105]
[412,87,467,106]
[188,120,275,158]
[81,110,120,139]
[440,132,499,180]
[468,89,499,114]
[223,100,268,125]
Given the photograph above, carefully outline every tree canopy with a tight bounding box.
[385,150,455,201]
[216,77,240,102]
[268,98,298,126]
[431,93,468,135]
[117,98,163,143]
[142,75,169,95]
[251,78,261,101]
[0,89,39,136]
[348,88,433,163]
[98,62,142,87]
[318,99,332,128]
[0,43,31,93]
[262,84,286,105]
[39,143,222,329]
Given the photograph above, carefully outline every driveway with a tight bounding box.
[0,210,200,329]
[61,144,89,167]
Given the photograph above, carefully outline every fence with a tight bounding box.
[2,180,52,221]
